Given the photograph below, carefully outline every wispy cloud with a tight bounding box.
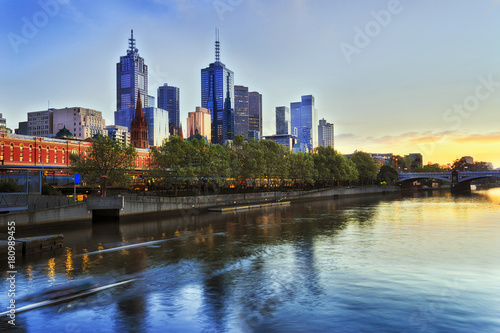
[451,132,500,143]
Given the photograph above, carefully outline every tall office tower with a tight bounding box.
[157,83,180,135]
[248,91,262,135]
[130,93,149,149]
[290,95,318,152]
[234,85,249,140]
[201,29,234,144]
[276,106,290,135]
[187,107,211,142]
[318,118,334,148]
[117,30,148,112]
[290,102,301,138]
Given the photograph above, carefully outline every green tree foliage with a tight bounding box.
[70,136,137,197]
[350,151,379,185]
[260,139,289,189]
[376,165,399,185]
[149,138,373,193]
[313,146,358,185]
[287,152,315,187]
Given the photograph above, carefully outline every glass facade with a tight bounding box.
[290,95,318,152]
[201,61,234,144]
[116,31,148,111]
[115,107,168,147]
[157,84,180,131]
[263,134,296,151]
[276,106,290,135]
[248,92,262,134]
[234,85,249,140]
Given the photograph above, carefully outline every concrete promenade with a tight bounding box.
[0,186,399,228]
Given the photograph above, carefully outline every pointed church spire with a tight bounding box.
[215,28,220,62]
[135,91,143,119]
[131,91,149,148]
[179,122,184,139]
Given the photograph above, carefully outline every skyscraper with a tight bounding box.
[234,85,249,140]
[187,107,211,142]
[201,30,234,144]
[318,118,334,148]
[157,83,180,135]
[290,95,318,152]
[248,91,262,137]
[117,30,148,112]
[276,106,290,135]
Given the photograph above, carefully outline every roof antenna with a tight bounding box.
[215,28,220,62]
[129,29,136,53]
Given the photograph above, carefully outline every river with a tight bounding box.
[1,189,500,332]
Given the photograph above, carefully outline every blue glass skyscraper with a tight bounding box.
[290,95,318,152]
[201,30,234,144]
[158,83,180,134]
[116,30,148,111]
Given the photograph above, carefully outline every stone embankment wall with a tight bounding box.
[0,187,399,228]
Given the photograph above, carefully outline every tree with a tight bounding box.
[260,139,289,189]
[414,162,449,173]
[350,151,379,185]
[377,165,399,185]
[70,136,137,197]
[287,152,315,187]
[150,136,193,196]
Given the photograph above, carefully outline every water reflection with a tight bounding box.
[3,189,500,332]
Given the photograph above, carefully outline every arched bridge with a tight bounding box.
[399,171,500,183]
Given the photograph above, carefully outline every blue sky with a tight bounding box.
[1,0,500,166]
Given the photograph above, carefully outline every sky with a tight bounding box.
[1,0,500,167]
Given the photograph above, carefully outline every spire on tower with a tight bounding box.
[129,29,138,54]
[215,28,220,62]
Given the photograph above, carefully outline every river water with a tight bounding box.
[1,189,500,332]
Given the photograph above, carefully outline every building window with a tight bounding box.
[54,147,58,163]
[62,148,65,164]
[46,147,50,163]
[29,145,33,162]
[38,146,42,163]
[19,144,24,162]
[10,143,14,161]
[0,142,3,162]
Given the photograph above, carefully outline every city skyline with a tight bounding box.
[1,1,500,166]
